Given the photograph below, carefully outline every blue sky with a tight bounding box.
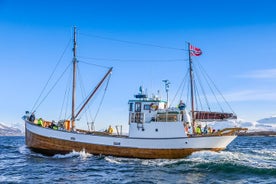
[1,0,276,130]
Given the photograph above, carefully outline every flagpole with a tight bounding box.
[188,42,196,134]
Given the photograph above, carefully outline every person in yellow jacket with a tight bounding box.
[107,125,113,134]
[196,125,202,135]
[37,118,43,127]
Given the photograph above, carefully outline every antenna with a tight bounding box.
[162,80,170,106]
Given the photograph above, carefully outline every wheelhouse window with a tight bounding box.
[135,102,141,112]
[144,104,150,110]
[129,103,133,111]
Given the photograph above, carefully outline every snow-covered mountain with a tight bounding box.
[0,122,24,136]
[205,116,276,132]
[255,115,276,131]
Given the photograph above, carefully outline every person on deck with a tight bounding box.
[37,118,43,127]
[29,112,35,122]
[196,125,202,135]
[208,126,213,134]
[203,125,208,134]
[178,100,186,111]
[107,125,113,134]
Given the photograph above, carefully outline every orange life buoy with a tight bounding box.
[150,103,158,111]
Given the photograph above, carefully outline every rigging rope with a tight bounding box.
[71,67,112,121]
[170,69,189,107]
[59,68,72,120]
[33,63,71,112]
[78,60,111,69]
[79,32,186,51]
[72,72,111,123]
[78,56,186,63]
[193,63,211,111]
[193,77,202,111]
[198,61,236,114]
[93,74,111,123]
[77,64,94,123]
[31,38,71,112]
[195,61,225,112]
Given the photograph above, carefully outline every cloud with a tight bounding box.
[237,68,276,79]
[223,89,276,102]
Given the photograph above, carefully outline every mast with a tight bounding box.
[71,26,77,131]
[188,42,196,134]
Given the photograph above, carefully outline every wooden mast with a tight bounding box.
[188,42,196,134]
[71,26,77,131]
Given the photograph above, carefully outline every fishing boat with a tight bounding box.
[23,27,246,159]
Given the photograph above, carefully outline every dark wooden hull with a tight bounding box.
[25,129,224,159]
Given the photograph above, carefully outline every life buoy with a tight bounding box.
[150,103,158,111]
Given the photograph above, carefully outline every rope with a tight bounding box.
[79,32,186,51]
[33,63,71,112]
[198,62,235,114]
[78,60,111,69]
[77,64,94,123]
[93,74,111,123]
[170,69,189,107]
[196,62,227,113]
[73,72,111,123]
[31,38,71,112]
[71,67,112,120]
[59,70,72,120]
[78,56,186,63]
[193,63,211,111]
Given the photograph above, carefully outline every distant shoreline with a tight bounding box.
[237,131,276,136]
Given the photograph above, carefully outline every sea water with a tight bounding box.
[0,136,275,183]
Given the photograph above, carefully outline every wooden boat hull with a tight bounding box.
[25,121,236,159]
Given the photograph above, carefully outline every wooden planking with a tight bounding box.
[26,129,224,159]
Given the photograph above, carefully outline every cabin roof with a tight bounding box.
[128,99,167,103]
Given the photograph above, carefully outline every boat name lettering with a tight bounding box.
[113,142,121,146]
[70,137,76,141]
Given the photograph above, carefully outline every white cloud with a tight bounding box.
[224,89,276,102]
[238,68,276,79]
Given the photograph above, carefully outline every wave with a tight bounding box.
[19,146,92,160]
[19,145,33,155]
[251,149,276,158]
[186,150,276,176]
[19,145,51,158]
[52,149,92,159]
[188,150,276,168]
[104,156,141,165]
[103,150,276,175]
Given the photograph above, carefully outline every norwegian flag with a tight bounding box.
[190,44,202,56]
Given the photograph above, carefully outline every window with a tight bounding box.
[129,103,133,111]
[144,104,150,110]
[135,102,141,112]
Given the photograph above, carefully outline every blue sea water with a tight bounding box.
[0,136,275,184]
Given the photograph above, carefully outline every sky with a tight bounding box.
[1,0,276,131]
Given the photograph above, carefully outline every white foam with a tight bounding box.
[141,159,185,167]
[53,149,92,160]
[187,150,276,169]
[18,145,31,155]
[104,156,123,164]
